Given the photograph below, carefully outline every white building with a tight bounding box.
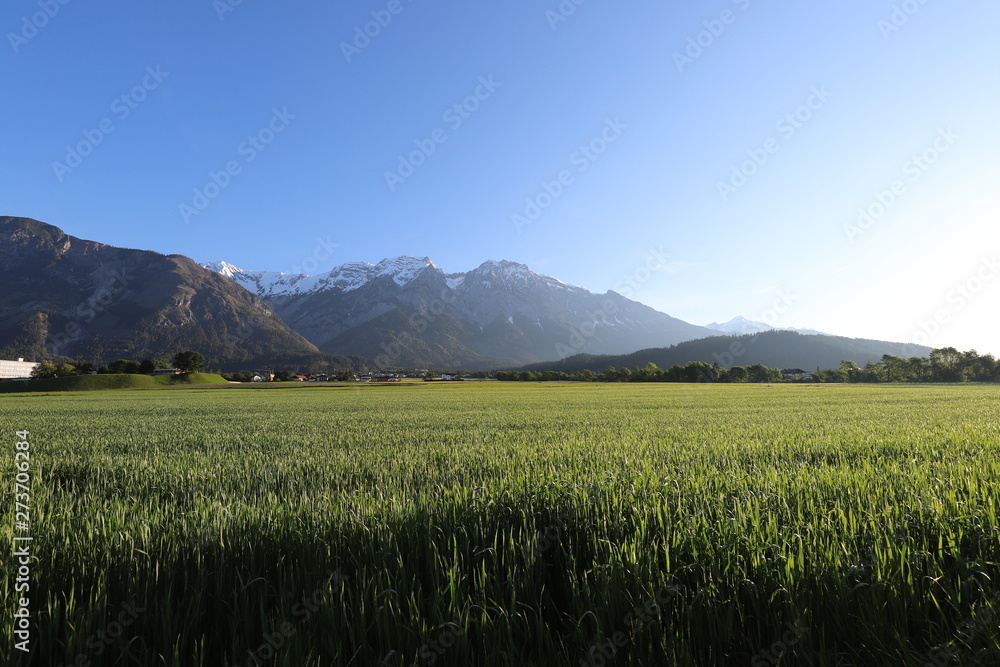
[0,358,40,380]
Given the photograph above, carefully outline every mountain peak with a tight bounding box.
[201,260,244,278]
[373,256,437,285]
[467,259,587,292]
[706,316,830,337]
[476,259,527,270]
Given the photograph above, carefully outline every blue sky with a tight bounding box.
[3,0,999,354]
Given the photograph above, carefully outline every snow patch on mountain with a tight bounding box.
[204,256,592,303]
[201,256,437,298]
[467,260,588,293]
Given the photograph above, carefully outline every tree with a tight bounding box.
[172,350,206,373]
[55,362,78,377]
[31,361,57,379]
[879,355,906,382]
[139,358,170,374]
[906,357,930,382]
[958,350,982,382]
[108,359,141,374]
[928,347,962,382]
[839,360,861,383]
[813,367,843,383]
[861,361,883,383]
[635,362,661,382]
[684,361,717,383]
[976,354,999,382]
[728,366,748,383]
[747,364,779,383]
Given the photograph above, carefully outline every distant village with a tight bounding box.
[0,354,477,384]
[244,370,466,383]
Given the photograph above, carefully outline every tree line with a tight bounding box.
[496,348,1000,384]
[31,351,206,379]
[495,362,781,384]
[819,348,999,383]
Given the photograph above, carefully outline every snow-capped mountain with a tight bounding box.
[200,256,439,298]
[2,215,924,372]
[706,316,829,337]
[203,257,715,367]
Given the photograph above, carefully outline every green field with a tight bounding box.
[2,383,999,665]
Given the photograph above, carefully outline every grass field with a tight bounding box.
[2,382,999,665]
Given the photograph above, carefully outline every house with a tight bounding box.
[781,368,811,379]
[151,368,183,376]
[0,358,40,380]
[294,375,308,382]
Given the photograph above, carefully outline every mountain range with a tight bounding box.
[0,217,354,369]
[520,331,930,374]
[199,258,716,368]
[0,216,932,371]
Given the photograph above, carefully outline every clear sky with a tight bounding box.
[3,1,998,354]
